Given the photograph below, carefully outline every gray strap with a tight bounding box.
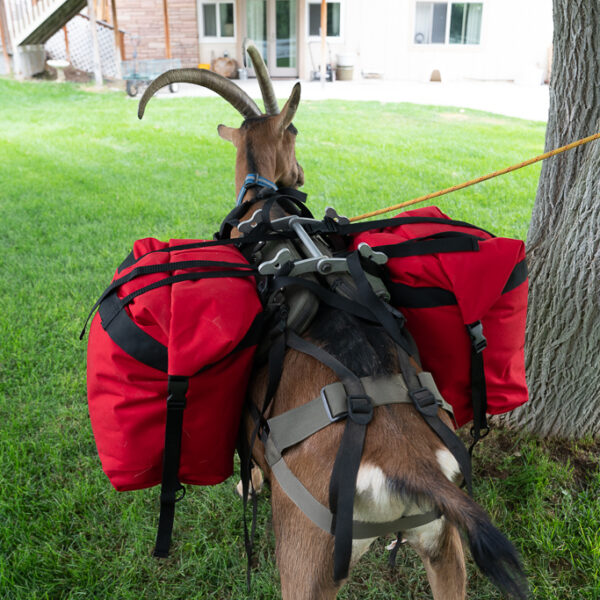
[352,509,441,539]
[268,372,451,453]
[266,437,334,533]
[265,436,441,539]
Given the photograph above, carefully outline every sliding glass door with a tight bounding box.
[247,0,297,77]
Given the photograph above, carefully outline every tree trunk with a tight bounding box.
[498,0,600,438]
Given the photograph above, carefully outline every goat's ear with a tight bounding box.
[217,124,236,142]
[276,82,301,134]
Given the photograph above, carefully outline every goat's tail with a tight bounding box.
[403,472,530,600]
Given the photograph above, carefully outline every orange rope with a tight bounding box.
[349,131,600,222]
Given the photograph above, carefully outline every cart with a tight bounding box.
[122,58,182,97]
[122,35,182,97]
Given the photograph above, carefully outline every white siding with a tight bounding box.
[304,0,553,83]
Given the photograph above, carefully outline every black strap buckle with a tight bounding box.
[466,321,487,353]
[167,376,189,411]
[347,394,374,425]
[410,387,439,418]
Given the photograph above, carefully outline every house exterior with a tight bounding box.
[1,0,552,82]
[114,0,553,83]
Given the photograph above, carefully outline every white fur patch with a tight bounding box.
[436,448,461,483]
[350,464,437,563]
[351,465,397,562]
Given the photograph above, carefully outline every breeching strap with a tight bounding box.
[349,131,600,222]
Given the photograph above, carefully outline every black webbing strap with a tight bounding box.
[286,332,372,582]
[466,321,489,452]
[97,269,260,333]
[345,252,414,356]
[242,317,288,591]
[99,291,168,372]
[304,215,496,239]
[81,260,257,339]
[373,231,482,258]
[409,384,473,496]
[154,375,189,558]
[391,334,473,496]
[328,409,371,582]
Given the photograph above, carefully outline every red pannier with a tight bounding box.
[350,206,529,435]
[85,237,263,556]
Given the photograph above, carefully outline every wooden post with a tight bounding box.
[0,0,12,75]
[110,0,122,78]
[320,0,327,87]
[87,0,103,86]
[63,26,71,61]
[162,0,171,59]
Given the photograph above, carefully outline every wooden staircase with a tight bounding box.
[4,0,86,46]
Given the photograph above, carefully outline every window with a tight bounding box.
[308,1,341,38]
[414,2,482,45]
[200,1,235,39]
[449,3,482,44]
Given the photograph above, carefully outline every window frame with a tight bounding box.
[413,1,483,46]
[198,0,236,41]
[306,0,343,41]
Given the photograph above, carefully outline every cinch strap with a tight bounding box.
[236,173,278,206]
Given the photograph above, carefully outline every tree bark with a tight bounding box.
[499,0,600,438]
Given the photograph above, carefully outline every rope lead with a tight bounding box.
[349,131,600,223]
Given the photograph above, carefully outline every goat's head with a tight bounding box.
[137,43,303,203]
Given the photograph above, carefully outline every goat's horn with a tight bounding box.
[244,39,279,115]
[278,82,301,131]
[138,68,262,120]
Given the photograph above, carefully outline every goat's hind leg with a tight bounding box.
[271,485,340,600]
[405,518,466,600]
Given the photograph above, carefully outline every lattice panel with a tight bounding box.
[45,14,121,78]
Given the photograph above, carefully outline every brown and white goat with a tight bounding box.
[138,51,529,600]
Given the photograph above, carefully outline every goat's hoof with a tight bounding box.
[235,467,265,500]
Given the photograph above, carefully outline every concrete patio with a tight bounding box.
[158,77,550,122]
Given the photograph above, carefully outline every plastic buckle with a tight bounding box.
[347,394,374,425]
[410,387,439,418]
[167,376,188,410]
[166,393,186,411]
[466,321,487,353]
[321,387,347,423]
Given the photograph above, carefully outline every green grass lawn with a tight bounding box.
[1,77,598,599]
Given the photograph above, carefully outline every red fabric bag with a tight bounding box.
[350,206,529,430]
[85,238,263,555]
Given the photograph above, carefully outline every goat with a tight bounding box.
[138,48,529,600]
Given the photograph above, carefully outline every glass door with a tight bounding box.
[247,0,297,77]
